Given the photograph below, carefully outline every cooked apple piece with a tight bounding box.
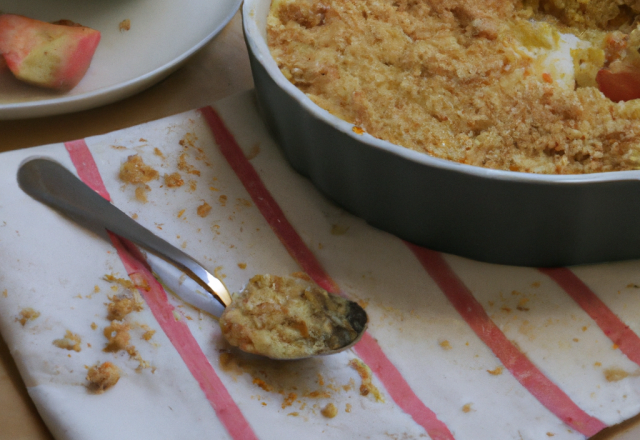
[0,14,101,90]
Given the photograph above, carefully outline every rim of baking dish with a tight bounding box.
[242,0,640,185]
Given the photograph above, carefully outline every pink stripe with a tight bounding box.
[540,267,640,366]
[200,106,455,440]
[65,140,258,440]
[407,244,607,437]
[64,140,111,200]
[109,233,258,440]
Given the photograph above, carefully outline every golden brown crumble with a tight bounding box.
[321,402,338,418]
[164,172,184,188]
[268,0,640,173]
[197,202,212,217]
[53,330,82,352]
[86,361,120,394]
[103,321,131,352]
[349,358,384,401]
[107,292,143,321]
[16,307,40,326]
[119,19,131,32]
[219,274,361,359]
[119,155,158,184]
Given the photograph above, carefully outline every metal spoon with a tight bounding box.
[17,158,367,359]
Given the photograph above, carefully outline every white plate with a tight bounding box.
[0,0,242,119]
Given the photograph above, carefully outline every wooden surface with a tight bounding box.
[0,10,638,440]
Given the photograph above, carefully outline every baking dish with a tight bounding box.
[242,0,640,267]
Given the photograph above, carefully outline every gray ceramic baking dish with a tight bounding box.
[242,0,640,267]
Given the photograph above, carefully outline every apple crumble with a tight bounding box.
[267,0,640,173]
[219,274,362,359]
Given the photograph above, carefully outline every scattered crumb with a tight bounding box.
[103,273,136,290]
[349,359,384,402]
[107,292,143,321]
[103,321,131,353]
[331,224,349,235]
[253,378,273,392]
[2,289,7,297]
[345,403,352,413]
[141,325,156,341]
[135,185,150,203]
[86,362,120,394]
[53,330,82,352]
[487,366,504,376]
[154,147,164,158]
[118,19,131,32]
[177,208,186,218]
[119,155,158,184]
[238,263,247,269]
[91,322,98,330]
[16,307,40,326]
[164,172,184,188]
[282,392,298,409]
[219,195,228,206]
[197,202,212,217]
[178,152,201,176]
[439,340,452,350]
[189,180,197,191]
[352,126,365,135]
[604,367,630,382]
[179,132,198,148]
[462,403,473,413]
[321,402,338,418]
[245,143,261,160]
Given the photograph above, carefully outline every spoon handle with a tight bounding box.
[17,158,231,307]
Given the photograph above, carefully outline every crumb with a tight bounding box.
[219,195,228,206]
[345,403,352,413]
[119,19,130,32]
[86,362,120,394]
[487,366,504,376]
[253,378,274,392]
[245,144,261,160]
[103,321,131,352]
[439,340,452,350]
[604,367,630,382]
[141,324,155,341]
[197,202,212,217]
[268,0,640,174]
[107,292,143,321]
[53,330,82,352]
[2,289,7,297]
[282,392,297,409]
[135,185,150,203]
[154,147,164,158]
[238,263,247,269]
[179,133,198,148]
[164,172,184,188]
[321,402,338,418]
[178,153,201,176]
[91,322,98,330]
[119,155,158,184]
[462,403,473,413]
[349,358,384,402]
[16,307,40,326]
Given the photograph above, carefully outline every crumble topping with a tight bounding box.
[219,274,362,359]
[268,0,640,173]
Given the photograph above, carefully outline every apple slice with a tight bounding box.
[0,14,100,90]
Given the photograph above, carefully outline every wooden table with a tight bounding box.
[0,11,638,440]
